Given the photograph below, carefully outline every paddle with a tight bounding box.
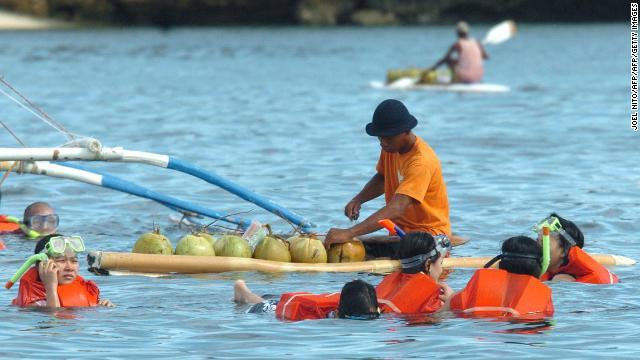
[482,20,517,45]
[388,20,517,88]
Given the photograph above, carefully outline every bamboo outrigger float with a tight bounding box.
[87,251,636,275]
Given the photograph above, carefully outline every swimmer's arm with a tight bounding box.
[44,284,61,308]
[437,284,455,312]
[549,273,576,282]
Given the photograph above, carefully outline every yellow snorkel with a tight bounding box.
[540,225,551,276]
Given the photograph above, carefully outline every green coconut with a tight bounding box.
[289,235,327,263]
[132,228,173,255]
[214,234,252,258]
[253,236,291,262]
[386,67,423,83]
[194,231,217,248]
[328,240,366,263]
[174,234,216,256]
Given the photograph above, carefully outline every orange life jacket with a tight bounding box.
[11,267,100,307]
[275,292,340,321]
[450,268,554,320]
[375,271,442,314]
[541,246,619,284]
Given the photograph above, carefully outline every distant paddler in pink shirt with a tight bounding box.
[428,21,489,83]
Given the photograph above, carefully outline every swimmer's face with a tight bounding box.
[51,250,79,285]
[428,256,444,280]
[537,232,564,272]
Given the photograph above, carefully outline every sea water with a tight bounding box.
[0,24,637,358]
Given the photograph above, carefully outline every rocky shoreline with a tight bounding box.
[0,0,627,29]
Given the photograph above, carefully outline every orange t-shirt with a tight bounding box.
[376,136,450,236]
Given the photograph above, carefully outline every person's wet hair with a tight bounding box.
[337,280,379,320]
[549,212,584,249]
[34,233,62,255]
[499,236,542,278]
[394,232,439,274]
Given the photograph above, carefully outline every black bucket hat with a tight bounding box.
[365,99,418,137]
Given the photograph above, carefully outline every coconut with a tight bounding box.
[328,240,366,263]
[174,234,216,256]
[194,231,217,248]
[253,236,291,262]
[214,234,252,258]
[132,228,173,255]
[386,68,422,83]
[289,235,327,263]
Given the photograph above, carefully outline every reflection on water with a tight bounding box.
[0,24,637,358]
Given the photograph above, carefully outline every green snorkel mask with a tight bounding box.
[5,235,86,290]
[532,216,579,276]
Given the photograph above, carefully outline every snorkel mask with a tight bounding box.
[5,235,86,289]
[399,235,451,270]
[378,219,451,270]
[532,216,577,246]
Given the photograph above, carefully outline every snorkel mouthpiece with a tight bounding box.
[378,219,406,238]
[5,253,48,289]
[540,225,551,276]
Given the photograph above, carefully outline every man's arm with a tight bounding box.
[429,44,457,70]
[326,194,415,247]
[344,173,385,221]
[478,40,489,60]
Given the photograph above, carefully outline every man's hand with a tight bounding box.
[38,260,58,288]
[99,299,116,307]
[325,228,354,248]
[344,199,362,221]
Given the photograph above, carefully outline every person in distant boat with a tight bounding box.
[324,99,452,256]
[533,213,619,284]
[22,202,59,239]
[428,21,488,84]
[234,279,380,321]
[448,236,554,320]
[11,234,114,308]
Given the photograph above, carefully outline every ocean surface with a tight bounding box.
[0,24,637,359]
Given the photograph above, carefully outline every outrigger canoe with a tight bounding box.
[87,251,636,276]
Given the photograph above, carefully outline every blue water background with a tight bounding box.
[0,24,637,358]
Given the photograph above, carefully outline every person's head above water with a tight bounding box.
[533,213,584,272]
[366,99,418,154]
[337,279,380,320]
[23,202,58,236]
[485,236,542,278]
[34,234,85,285]
[456,21,469,38]
[395,232,450,280]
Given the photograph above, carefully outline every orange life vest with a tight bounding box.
[275,292,340,321]
[541,246,619,284]
[375,271,442,314]
[450,268,554,320]
[11,267,100,307]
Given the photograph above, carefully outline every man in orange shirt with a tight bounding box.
[325,99,451,255]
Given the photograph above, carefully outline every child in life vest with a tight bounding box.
[533,213,618,284]
[376,231,453,314]
[10,234,114,308]
[234,279,380,321]
[449,236,554,319]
